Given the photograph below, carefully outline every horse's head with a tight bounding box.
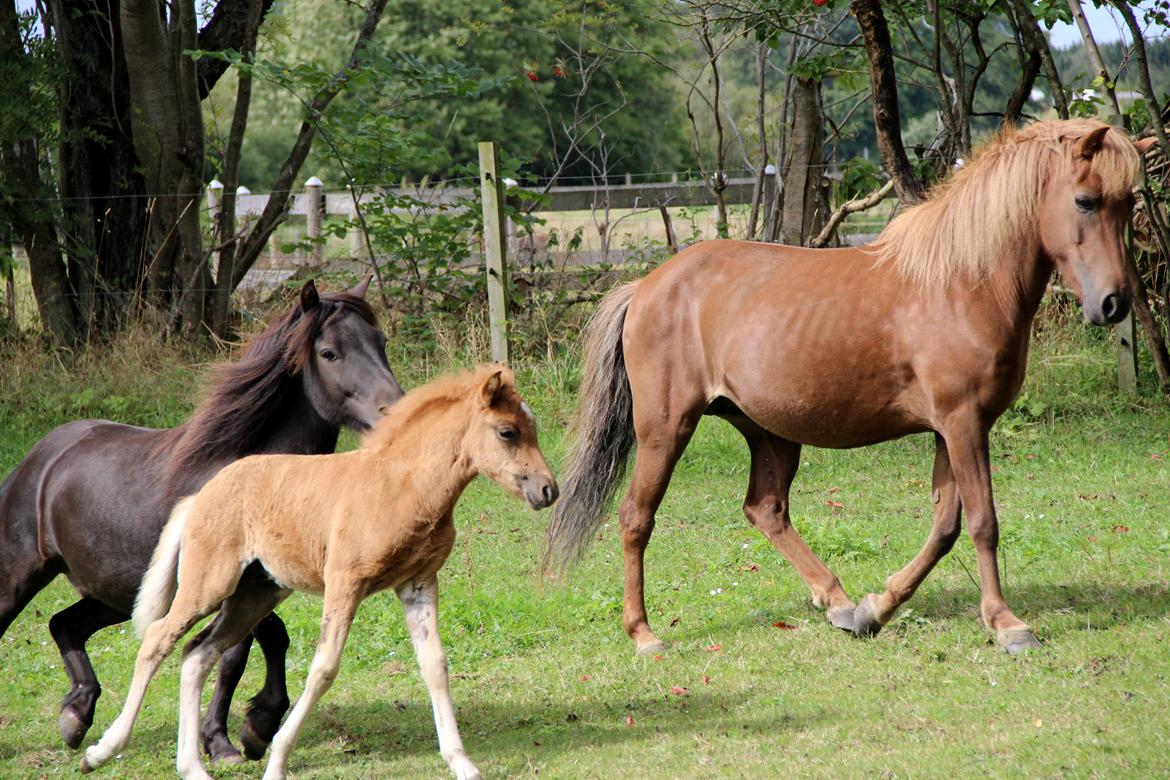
[466,366,558,510]
[1039,125,1155,325]
[298,278,405,431]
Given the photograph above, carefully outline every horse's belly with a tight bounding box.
[736,393,929,448]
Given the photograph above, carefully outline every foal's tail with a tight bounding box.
[543,281,639,574]
[132,496,193,638]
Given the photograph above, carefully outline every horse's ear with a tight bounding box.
[479,368,506,409]
[1074,126,1111,160]
[300,280,320,312]
[348,274,372,299]
[1134,136,1157,155]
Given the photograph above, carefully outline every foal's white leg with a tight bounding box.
[398,577,480,780]
[262,591,358,780]
[80,618,188,773]
[176,637,219,780]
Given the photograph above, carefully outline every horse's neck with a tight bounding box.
[261,379,340,456]
[985,232,1054,337]
[370,402,477,517]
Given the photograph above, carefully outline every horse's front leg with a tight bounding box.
[199,612,291,762]
[942,421,1041,654]
[262,591,357,780]
[48,598,126,748]
[397,576,480,780]
[852,434,963,636]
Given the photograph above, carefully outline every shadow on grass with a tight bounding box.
[0,688,823,774]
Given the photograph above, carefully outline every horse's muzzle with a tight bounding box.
[521,473,559,510]
[1086,291,1131,326]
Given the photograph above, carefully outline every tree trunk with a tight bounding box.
[120,0,206,333]
[229,0,392,291]
[780,77,826,247]
[850,0,924,204]
[1008,0,1069,119]
[0,0,80,342]
[211,0,263,338]
[47,0,148,334]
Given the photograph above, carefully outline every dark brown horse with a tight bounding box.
[546,120,1154,656]
[0,279,403,761]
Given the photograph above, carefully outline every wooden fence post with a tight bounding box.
[305,176,324,267]
[207,179,224,276]
[478,142,509,364]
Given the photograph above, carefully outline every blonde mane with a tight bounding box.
[361,364,513,450]
[871,119,1142,288]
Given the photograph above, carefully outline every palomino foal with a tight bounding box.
[80,366,557,780]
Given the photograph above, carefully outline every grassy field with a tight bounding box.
[1,311,1169,779]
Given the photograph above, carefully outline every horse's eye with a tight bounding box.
[320,349,339,362]
[1075,195,1099,213]
[497,427,518,441]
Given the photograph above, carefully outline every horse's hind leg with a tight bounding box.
[179,586,289,780]
[80,604,211,773]
[49,598,126,748]
[618,409,700,655]
[735,423,856,631]
[852,434,963,637]
[200,611,291,763]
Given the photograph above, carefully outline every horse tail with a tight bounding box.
[543,281,640,574]
[133,496,193,638]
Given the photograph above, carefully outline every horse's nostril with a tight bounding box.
[542,482,558,504]
[1101,293,1129,324]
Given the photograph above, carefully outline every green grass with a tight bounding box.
[2,317,1169,779]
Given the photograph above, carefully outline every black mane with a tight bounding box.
[164,291,377,487]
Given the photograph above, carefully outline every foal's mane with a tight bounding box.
[362,364,512,452]
[165,291,378,483]
[871,119,1141,288]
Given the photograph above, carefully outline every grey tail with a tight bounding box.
[543,281,639,573]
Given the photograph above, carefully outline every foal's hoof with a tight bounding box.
[240,719,272,762]
[851,596,884,638]
[59,708,90,750]
[826,606,855,633]
[634,639,665,657]
[998,628,1041,655]
[79,753,97,774]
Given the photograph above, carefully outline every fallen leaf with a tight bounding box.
[706,643,721,652]
[1152,453,1162,460]
[1026,453,1038,460]
[579,674,592,682]
[669,616,681,627]
[626,714,635,727]
[1111,524,1130,534]
[772,621,798,630]
[741,563,760,572]
[653,655,664,662]
[826,500,844,509]
[702,674,711,685]
[827,487,840,494]
[1034,719,1042,728]
[670,686,688,696]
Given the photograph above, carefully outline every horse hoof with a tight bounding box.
[208,744,246,765]
[79,753,96,774]
[999,628,1041,655]
[634,639,665,657]
[827,606,855,633]
[240,720,271,762]
[59,708,90,749]
[851,595,884,638]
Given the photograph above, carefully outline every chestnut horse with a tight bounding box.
[546,120,1153,656]
[0,279,403,761]
[80,366,557,780]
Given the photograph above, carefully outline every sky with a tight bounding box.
[1047,2,1169,50]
